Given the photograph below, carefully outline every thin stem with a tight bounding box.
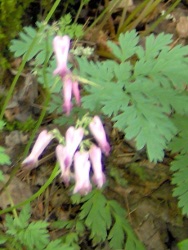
[0,0,61,120]
[117,1,129,34]
[0,0,60,198]
[85,0,121,35]
[0,163,60,215]
[141,0,181,36]
[116,0,151,36]
[74,0,85,24]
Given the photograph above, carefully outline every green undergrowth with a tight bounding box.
[2,7,188,249]
[0,191,145,250]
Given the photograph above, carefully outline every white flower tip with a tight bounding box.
[53,35,70,47]
[22,156,38,169]
[102,143,111,156]
[92,174,106,188]
[63,102,72,115]
[73,183,92,195]
[60,174,70,187]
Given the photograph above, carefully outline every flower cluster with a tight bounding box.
[22,35,111,195]
[53,35,80,115]
[22,116,110,195]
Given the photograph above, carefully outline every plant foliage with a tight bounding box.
[78,189,145,249]
[1,203,74,250]
[168,115,188,216]
[75,30,188,162]
[10,14,83,66]
[0,120,11,165]
[51,190,145,249]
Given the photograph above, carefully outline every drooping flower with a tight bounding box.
[22,130,53,169]
[62,75,73,115]
[72,80,81,106]
[56,144,71,186]
[73,151,92,195]
[53,35,81,115]
[53,35,70,77]
[89,144,106,188]
[89,116,110,156]
[65,126,84,168]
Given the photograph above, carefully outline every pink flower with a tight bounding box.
[65,126,84,168]
[89,144,106,188]
[56,145,70,186]
[89,116,110,156]
[53,35,81,115]
[63,75,73,115]
[72,80,81,106]
[22,130,53,169]
[73,151,92,195]
[53,35,70,77]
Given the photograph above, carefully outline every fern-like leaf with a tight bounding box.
[10,24,53,65]
[107,29,139,62]
[78,30,188,162]
[108,200,145,250]
[79,190,110,245]
[21,221,49,250]
[45,240,74,250]
[80,191,111,244]
[170,154,188,216]
[178,238,188,250]
[0,146,11,165]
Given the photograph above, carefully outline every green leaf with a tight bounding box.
[0,235,7,244]
[144,32,172,59]
[108,200,145,250]
[0,120,5,130]
[10,24,53,65]
[17,203,31,228]
[22,221,49,249]
[46,240,74,250]
[168,115,188,154]
[79,190,109,245]
[170,154,188,216]
[113,102,177,162]
[178,238,188,250]
[75,220,85,234]
[59,14,83,39]
[77,29,188,162]
[0,146,11,165]
[107,30,139,62]
[108,217,125,249]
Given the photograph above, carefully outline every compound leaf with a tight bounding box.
[107,29,139,62]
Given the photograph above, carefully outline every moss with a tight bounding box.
[0,0,34,71]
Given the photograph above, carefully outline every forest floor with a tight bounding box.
[1,1,188,250]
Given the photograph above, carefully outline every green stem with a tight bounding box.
[0,0,60,197]
[85,0,121,35]
[24,34,51,158]
[0,0,61,120]
[141,0,181,36]
[117,0,129,34]
[116,0,151,36]
[74,0,85,24]
[0,164,60,215]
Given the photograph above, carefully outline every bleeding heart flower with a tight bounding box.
[53,35,70,77]
[22,130,53,169]
[56,144,71,186]
[89,116,110,156]
[62,75,73,115]
[73,151,92,195]
[53,35,81,115]
[65,126,84,168]
[89,144,106,188]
